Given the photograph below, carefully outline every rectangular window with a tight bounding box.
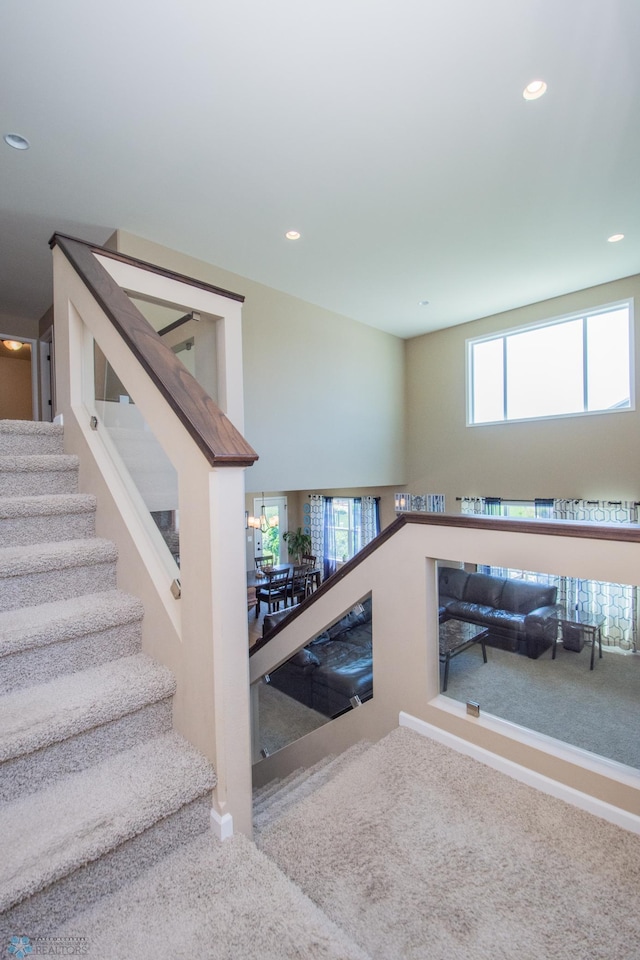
[330,497,357,562]
[468,301,633,425]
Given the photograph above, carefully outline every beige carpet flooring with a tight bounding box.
[258,726,640,960]
[444,642,640,768]
[48,833,369,960]
[13,725,640,960]
[257,680,328,755]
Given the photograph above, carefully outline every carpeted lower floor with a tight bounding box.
[444,642,640,768]
[257,726,640,960]
[43,833,368,960]
[258,680,328,755]
[20,725,640,960]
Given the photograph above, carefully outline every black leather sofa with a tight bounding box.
[438,566,560,658]
[263,597,372,718]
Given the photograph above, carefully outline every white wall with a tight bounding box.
[406,273,640,508]
[109,231,407,493]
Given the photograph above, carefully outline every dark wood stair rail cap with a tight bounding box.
[50,233,258,469]
[250,511,640,655]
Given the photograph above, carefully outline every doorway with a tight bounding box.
[0,336,38,420]
[253,496,288,565]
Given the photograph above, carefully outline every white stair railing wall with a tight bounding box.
[51,238,256,838]
[251,513,640,823]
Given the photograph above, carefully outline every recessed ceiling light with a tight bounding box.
[4,132,30,150]
[522,80,547,101]
[607,234,624,243]
[285,230,301,241]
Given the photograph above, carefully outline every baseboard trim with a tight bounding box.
[210,808,234,841]
[399,711,640,835]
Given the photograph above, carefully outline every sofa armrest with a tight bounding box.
[523,603,561,658]
[524,603,562,627]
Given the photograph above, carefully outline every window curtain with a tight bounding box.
[460,496,502,515]
[474,498,639,652]
[552,499,638,651]
[323,496,337,581]
[358,496,380,548]
[309,494,381,582]
[553,499,638,523]
[308,494,324,574]
[460,497,486,515]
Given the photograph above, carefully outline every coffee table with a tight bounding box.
[439,619,489,692]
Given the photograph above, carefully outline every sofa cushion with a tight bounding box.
[312,648,373,712]
[501,579,556,614]
[438,567,469,601]
[463,573,505,608]
[445,600,500,625]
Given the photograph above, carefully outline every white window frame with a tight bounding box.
[466,299,635,426]
[328,497,358,563]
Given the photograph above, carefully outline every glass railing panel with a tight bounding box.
[253,593,373,759]
[127,295,219,405]
[436,560,640,769]
[92,340,180,566]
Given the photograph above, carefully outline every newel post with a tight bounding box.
[178,463,253,839]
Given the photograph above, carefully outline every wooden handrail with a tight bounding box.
[250,511,640,654]
[50,233,258,468]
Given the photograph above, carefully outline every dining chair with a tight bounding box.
[290,564,311,605]
[301,554,319,593]
[255,554,274,572]
[256,568,290,616]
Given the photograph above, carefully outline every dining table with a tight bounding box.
[246,562,321,591]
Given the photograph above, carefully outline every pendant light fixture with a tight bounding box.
[248,494,279,533]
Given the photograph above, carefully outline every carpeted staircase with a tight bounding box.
[0,419,217,932]
[3,420,640,959]
[252,741,373,837]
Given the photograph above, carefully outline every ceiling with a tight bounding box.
[1,0,639,339]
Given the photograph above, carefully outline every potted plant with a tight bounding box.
[283,527,312,563]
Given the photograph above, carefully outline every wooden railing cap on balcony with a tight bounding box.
[250,510,640,654]
[50,233,258,469]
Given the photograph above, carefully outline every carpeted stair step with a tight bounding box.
[0,537,117,611]
[46,832,372,960]
[0,419,64,456]
[0,653,176,802]
[252,743,368,817]
[252,764,308,810]
[0,731,216,917]
[252,751,344,816]
[0,493,96,547]
[0,590,144,694]
[253,741,373,831]
[0,454,79,497]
